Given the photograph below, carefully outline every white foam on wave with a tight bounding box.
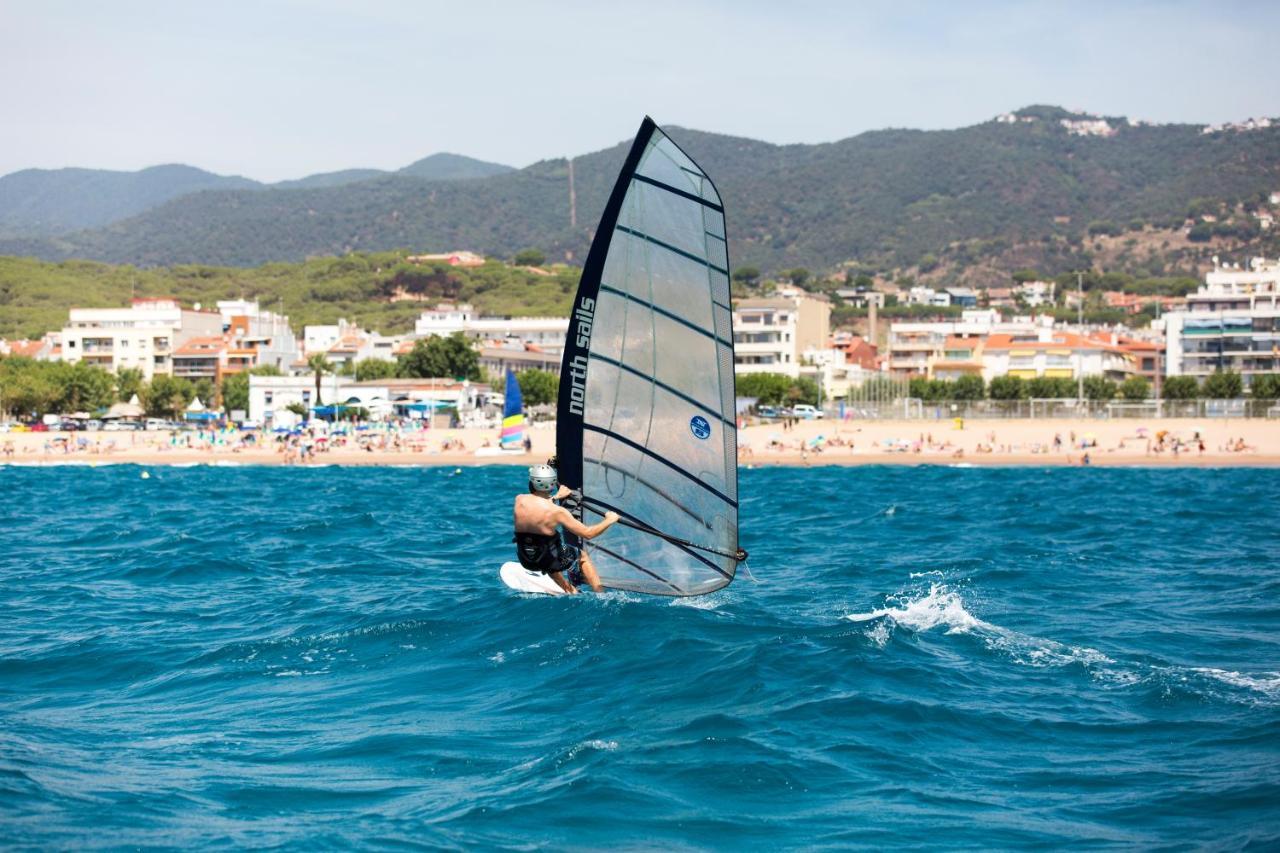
[847,582,1280,705]
[846,583,1114,669]
[1193,667,1280,699]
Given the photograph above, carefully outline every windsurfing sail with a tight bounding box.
[555,117,743,597]
[500,368,525,450]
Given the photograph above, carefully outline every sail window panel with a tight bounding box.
[582,369,733,509]
[582,424,730,529]
[638,383,733,499]
[590,289,653,368]
[618,181,712,261]
[704,233,728,273]
[584,369,655,446]
[645,134,722,207]
[713,305,733,347]
[653,314,722,414]
[703,204,726,240]
[636,138,704,197]
[709,270,730,308]
[604,230,721,337]
[582,494,724,593]
[717,342,736,434]
[641,242,716,332]
[582,431,726,541]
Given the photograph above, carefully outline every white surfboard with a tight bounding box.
[500,561,567,596]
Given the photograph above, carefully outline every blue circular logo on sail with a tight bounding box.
[689,415,711,440]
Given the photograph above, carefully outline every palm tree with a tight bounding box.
[307,354,333,408]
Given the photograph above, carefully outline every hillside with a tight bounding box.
[0,253,580,340]
[1,107,1277,279]
[0,164,258,237]
[0,154,516,236]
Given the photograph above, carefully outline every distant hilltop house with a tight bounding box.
[994,112,1036,124]
[906,286,978,308]
[1201,117,1274,135]
[1061,118,1116,138]
[405,250,486,267]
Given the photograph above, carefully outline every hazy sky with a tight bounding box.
[2,0,1276,181]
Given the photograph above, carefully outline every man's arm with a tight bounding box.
[555,507,619,540]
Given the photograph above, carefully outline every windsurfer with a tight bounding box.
[513,464,618,594]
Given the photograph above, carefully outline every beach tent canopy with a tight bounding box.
[186,397,206,412]
[104,400,145,419]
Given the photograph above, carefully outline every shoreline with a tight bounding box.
[2,415,1278,469]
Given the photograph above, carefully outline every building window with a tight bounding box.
[302,391,311,404]
[264,392,273,405]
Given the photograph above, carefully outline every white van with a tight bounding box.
[145,418,168,431]
[792,404,824,419]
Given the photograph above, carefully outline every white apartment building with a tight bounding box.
[413,303,568,354]
[1017,280,1057,307]
[981,330,1133,383]
[304,319,360,357]
[798,346,877,401]
[60,298,224,380]
[1163,256,1280,388]
[217,300,300,373]
[888,310,1048,377]
[732,289,831,378]
[247,375,487,426]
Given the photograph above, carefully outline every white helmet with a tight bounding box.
[528,464,558,495]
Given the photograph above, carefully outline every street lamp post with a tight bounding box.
[1077,271,1085,406]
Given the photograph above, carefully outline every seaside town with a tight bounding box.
[2,251,1278,467]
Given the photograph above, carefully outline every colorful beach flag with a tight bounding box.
[500,368,525,450]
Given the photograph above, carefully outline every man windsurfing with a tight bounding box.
[513,463,618,594]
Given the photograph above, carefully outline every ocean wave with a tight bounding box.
[846,581,1280,705]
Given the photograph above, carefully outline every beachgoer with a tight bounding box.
[513,464,618,594]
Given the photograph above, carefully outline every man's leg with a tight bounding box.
[576,548,605,593]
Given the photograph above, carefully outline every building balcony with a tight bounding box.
[735,341,790,356]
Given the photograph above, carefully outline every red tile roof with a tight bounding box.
[173,337,227,356]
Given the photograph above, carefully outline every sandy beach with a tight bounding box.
[3,417,1279,468]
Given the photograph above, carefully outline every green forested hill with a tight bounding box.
[0,164,259,237]
[1,107,1278,276]
[0,154,517,237]
[0,253,580,339]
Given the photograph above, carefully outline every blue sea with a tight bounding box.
[2,463,1278,849]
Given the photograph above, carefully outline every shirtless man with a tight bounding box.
[513,464,619,594]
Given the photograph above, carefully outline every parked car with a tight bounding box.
[58,420,85,431]
[792,404,824,420]
[85,419,103,431]
[0,422,15,433]
[144,418,168,431]
[755,406,779,419]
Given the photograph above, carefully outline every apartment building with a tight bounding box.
[732,289,831,377]
[1162,256,1280,388]
[887,310,1048,377]
[413,303,568,354]
[216,300,299,374]
[59,298,224,380]
[982,330,1133,382]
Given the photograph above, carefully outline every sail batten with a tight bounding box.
[555,116,740,597]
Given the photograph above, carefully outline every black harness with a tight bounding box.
[513,530,568,574]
